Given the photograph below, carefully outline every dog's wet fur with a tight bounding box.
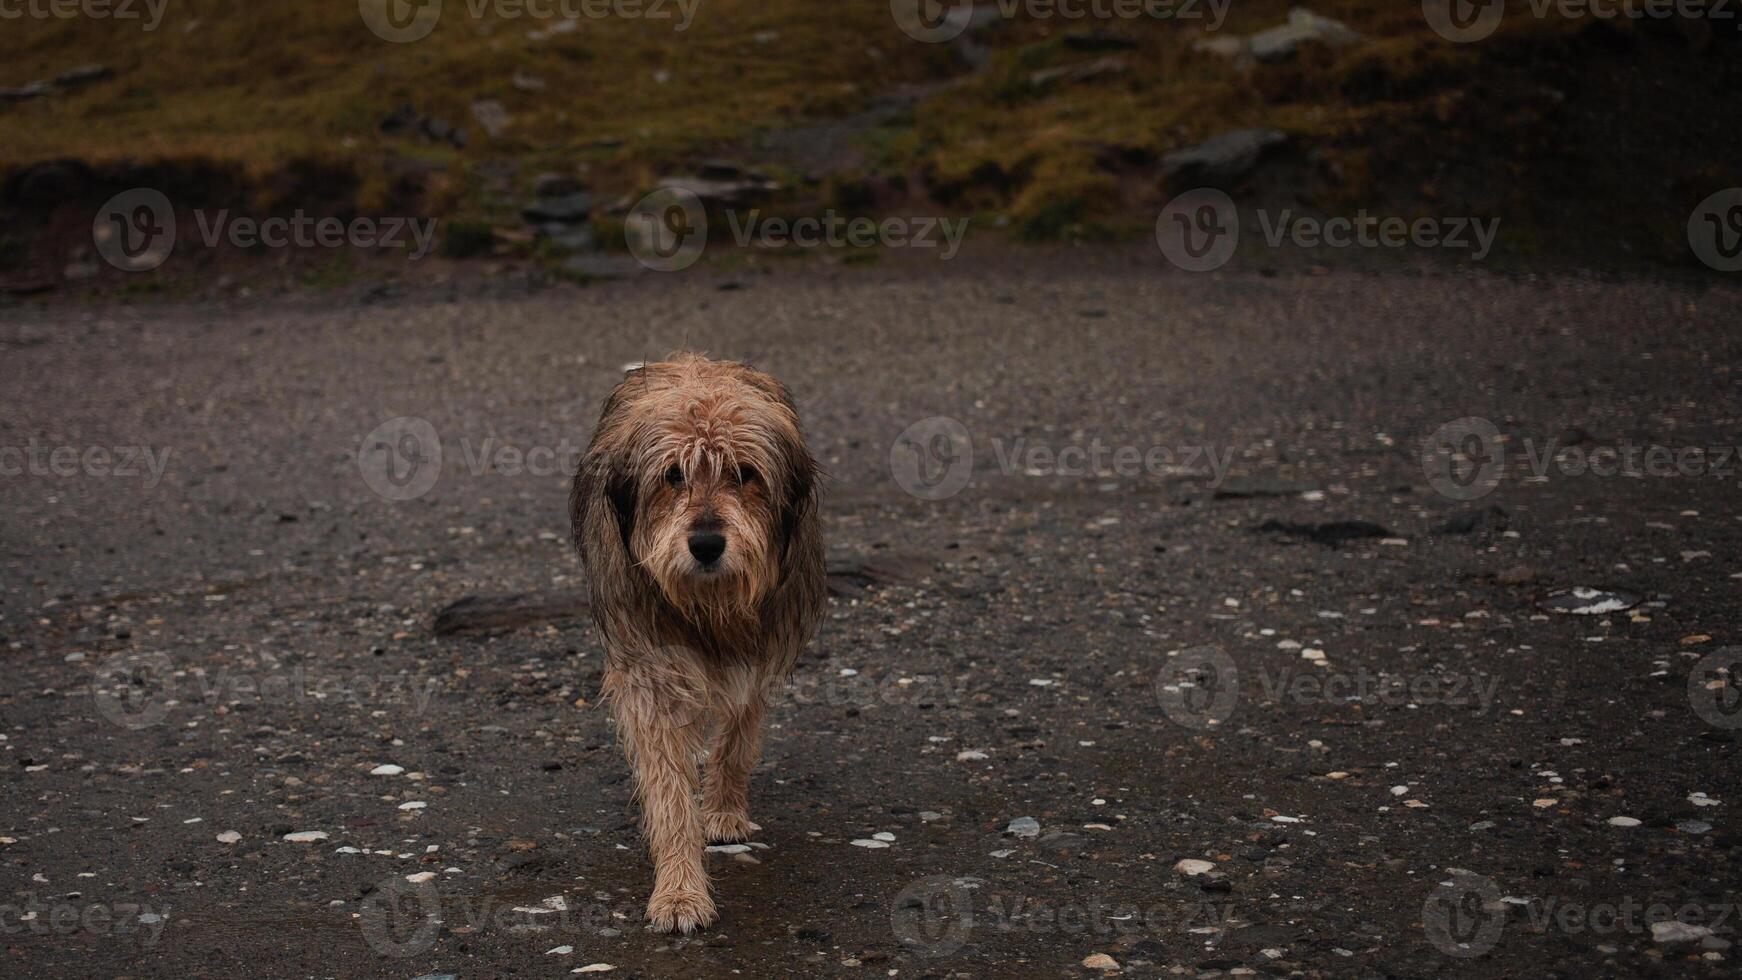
[570,352,824,933]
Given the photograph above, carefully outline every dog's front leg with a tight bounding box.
[613,682,717,933]
[702,695,766,843]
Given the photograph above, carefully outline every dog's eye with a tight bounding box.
[736,465,759,485]
[665,465,684,488]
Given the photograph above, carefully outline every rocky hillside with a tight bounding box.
[2,1,1738,291]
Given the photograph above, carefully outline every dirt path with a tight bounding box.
[2,254,1740,977]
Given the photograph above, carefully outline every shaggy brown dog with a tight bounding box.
[570,353,825,933]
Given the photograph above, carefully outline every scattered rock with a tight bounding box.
[216,831,241,844]
[1029,56,1128,89]
[1651,921,1713,943]
[282,831,328,843]
[1005,816,1041,838]
[54,64,113,88]
[1163,128,1289,189]
[1538,588,1640,616]
[1174,858,1216,876]
[471,99,511,139]
[1608,816,1641,827]
[0,82,54,102]
[655,173,780,209]
[1248,8,1364,62]
[1082,953,1121,970]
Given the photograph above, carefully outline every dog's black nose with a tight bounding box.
[687,532,727,565]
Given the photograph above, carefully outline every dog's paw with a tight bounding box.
[704,811,761,844]
[646,888,717,934]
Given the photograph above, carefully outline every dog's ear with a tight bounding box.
[571,451,637,559]
[779,447,817,561]
[605,462,637,555]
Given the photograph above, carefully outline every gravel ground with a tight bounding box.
[2,253,1740,978]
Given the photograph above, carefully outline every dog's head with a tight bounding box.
[574,353,815,621]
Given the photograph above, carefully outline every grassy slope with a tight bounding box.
[0,0,938,205]
[3,1,1738,267]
